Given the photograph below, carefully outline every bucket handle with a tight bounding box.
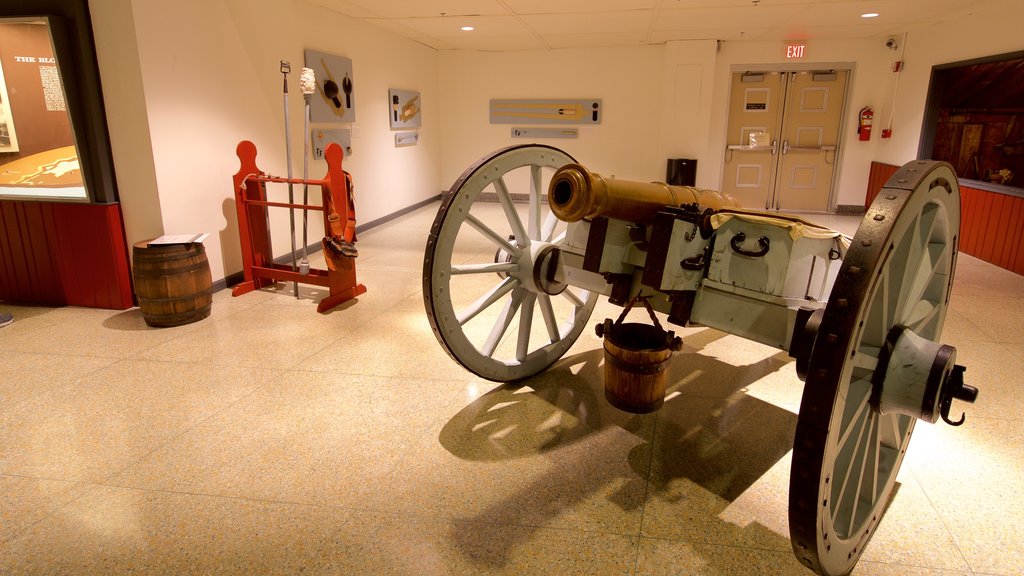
[613,294,663,331]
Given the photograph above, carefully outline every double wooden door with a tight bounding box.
[721,70,848,212]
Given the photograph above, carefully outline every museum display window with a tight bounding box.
[920,50,1024,192]
[0,3,132,310]
[0,1,117,205]
[0,17,88,201]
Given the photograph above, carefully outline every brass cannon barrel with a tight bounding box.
[548,163,737,223]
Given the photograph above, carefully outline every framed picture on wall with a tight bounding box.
[0,60,19,152]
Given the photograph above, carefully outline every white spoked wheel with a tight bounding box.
[790,160,960,575]
[423,145,599,382]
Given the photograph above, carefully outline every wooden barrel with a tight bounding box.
[132,241,212,327]
[603,322,673,413]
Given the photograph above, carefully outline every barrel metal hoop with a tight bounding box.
[135,260,211,276]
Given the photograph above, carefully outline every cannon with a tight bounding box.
[422,144,978,575]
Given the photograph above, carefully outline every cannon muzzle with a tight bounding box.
[548,163,737,223]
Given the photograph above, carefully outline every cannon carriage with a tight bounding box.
[422,144,977,575]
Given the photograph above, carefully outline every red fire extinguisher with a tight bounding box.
[858,107,873,141]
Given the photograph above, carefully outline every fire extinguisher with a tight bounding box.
[858,107,873,141]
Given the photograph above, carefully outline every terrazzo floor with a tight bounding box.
[1,201,1022,575]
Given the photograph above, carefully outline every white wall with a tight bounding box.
[875,0,1024,167]
[91,0,1024,286]
[88,0,163,252]
[706,38,895,208]
[438,45,666,187]
[659,40,720,189]
[437,7,1024,211]
[90,0,441,281]
[438,38,897,209]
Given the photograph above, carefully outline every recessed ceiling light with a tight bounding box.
[461,25,475,31]
[861,12,879,18]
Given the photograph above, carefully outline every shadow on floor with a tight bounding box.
[438,329,801,570]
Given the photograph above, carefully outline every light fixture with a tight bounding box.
[461,25,475,31]
[861,12,879,18]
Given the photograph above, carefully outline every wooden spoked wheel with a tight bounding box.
[789,160,960,575]
[423,145,598,382]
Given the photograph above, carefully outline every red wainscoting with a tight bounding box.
[0,200,134,309]
[866,161,900,210]
[959,184,1024,275]
[867,161,1024,276]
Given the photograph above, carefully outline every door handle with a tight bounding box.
[783,141,836,154]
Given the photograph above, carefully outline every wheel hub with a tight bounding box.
[509,242,566,296]
[871,326,977,425]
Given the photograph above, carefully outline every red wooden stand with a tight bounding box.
[230,140,366,312]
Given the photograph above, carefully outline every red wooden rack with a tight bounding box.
[231,139,366,312]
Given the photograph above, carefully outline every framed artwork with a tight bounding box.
[388,89,421,129]
[304,49,356,123]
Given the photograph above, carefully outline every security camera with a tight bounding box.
[885,38,898,50]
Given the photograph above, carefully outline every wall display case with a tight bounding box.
[0,18,87,201]
[0,4,131,310]
[0,60,19,152]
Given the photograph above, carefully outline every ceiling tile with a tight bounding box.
[545,31,651,49]
[442,35,548,51]
[520,10,654,34]
[307,0,382,18]
[653,5,807,30]
[650,28,772,42]
[411,36,460,50]
[371,15,529,38]
[503,0,659,14]
[345,0,508,18]
[314,0,1007,50]
[362,18,432,38]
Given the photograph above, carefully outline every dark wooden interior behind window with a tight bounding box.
[921,51,1024,188]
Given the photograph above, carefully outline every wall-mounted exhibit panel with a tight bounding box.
[510,127,578,139]
[0,18,87,201]
[394,131,418,147]
[389,88,420,130]
[490,99,601,125]
[304,49,356,123]
[312,128,351,160]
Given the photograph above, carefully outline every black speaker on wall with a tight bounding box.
[666,158,697,187]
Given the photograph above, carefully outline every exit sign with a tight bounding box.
[785,43,806,59]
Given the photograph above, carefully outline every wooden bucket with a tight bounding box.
[599,296,681,413]
[132,241,212,327]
